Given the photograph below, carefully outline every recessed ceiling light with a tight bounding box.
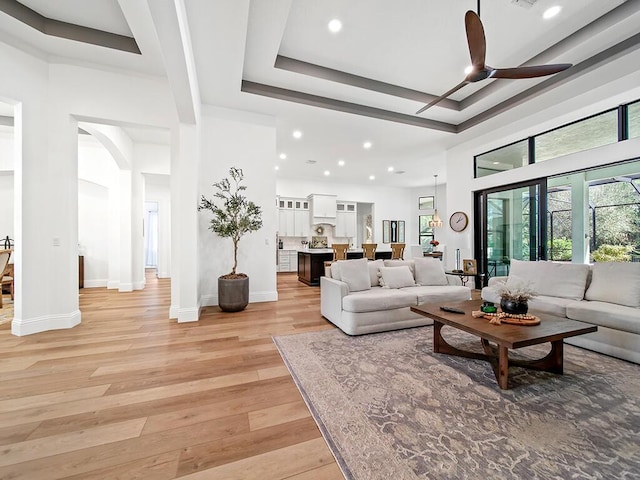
[543,6,561,19]
[369,175,375,180]
[493,161,500,165]
[292,130,302,139]
[387,166,394,172]
[279,153,287,160]
[324,170,330,176]
[328,19,342,33]
[464,65,474,75]
[275,165,280,170]
[338,159,345,166]
[363,141,372,149]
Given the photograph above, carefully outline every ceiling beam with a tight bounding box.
[241,80,457,133]
[274,55,460,111]
[0,0,140,54]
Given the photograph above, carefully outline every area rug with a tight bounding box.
[274,326,640,480]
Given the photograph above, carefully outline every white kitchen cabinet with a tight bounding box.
[335,202,357,238]
[277,197,309,237]
[308,194,337,224]
[277,250,298,272]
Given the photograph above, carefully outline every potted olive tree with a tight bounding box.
[198,167,263,312]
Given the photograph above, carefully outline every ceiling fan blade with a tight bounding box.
[465,10,486,69]
[416,80,468,114]
[492,63,572,79]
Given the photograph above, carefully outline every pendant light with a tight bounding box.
[429,175,443,228]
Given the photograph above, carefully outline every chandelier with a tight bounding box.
[429,175,443,228]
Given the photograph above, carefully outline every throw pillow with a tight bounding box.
[383,259,416,278]
[414,257,448,286]
[367,259,384,287]
[338,258,371,292]
[329,261,341,281]
[585,262,640,308]
[378,266,416,289]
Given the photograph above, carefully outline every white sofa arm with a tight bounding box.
[321,276,349,323]
[487,276,508,287]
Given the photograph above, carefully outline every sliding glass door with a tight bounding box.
[476,180,547,280]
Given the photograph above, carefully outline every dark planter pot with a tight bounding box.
[500,298,528,315]
[218,276,249,312]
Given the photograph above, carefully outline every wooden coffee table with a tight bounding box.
[411,299,597,389]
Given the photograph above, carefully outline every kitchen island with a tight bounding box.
[297,248,392,286]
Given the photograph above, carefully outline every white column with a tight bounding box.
[12,101,81,335]
[132,168,145,290]
[170,122,200,322]
[119,169,133,292]
[571,173,590,263]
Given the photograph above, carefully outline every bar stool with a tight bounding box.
[390,243,405,260]
[331,243,349,261]
[362,243,377,260]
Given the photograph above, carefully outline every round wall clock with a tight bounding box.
[449,211,469,232]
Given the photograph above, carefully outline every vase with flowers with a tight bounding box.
[429,239,440,252]
[496,276,535,315]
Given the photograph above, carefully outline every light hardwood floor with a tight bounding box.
[0,271,344,480]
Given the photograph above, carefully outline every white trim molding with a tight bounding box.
[11,310,82,336]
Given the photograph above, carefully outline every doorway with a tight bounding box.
[475,179,547,280]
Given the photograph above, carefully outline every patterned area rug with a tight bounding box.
[274,326,640,480]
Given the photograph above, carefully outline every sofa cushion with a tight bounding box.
[342,287,417,313]
[383,259,416,277]
[528,295,577,318]
[567,300,640,335]
[368,260,384,287]
[585,262,640,308]
[339,258,371,292]
[414,257,448,286]
[379,266,416,289]
[401,285,471,304]
[510,259,589,300]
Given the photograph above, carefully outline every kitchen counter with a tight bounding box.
[297,249,393,286]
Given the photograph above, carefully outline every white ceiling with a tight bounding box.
[1,0,639,186]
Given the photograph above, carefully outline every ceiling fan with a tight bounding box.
[415,8,572,114]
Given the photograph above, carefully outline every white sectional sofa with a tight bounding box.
[321,258,471,335]
[481,259,640,364]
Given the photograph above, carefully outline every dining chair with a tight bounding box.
[390,243,405,260]
[331,243,349,261]
[362,243,377,260]
[0,250,11,308]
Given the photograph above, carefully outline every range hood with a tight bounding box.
[308,194,337,226]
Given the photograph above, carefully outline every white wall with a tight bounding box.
[78,179,109,286]
[0,173,13,245]
[198,108,278,307]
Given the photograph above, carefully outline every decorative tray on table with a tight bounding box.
[472,310,541,326]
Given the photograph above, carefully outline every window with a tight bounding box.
[475,140,528,178]
[629,100,640,139]
[535,110,618,162]
[418,215,434,251]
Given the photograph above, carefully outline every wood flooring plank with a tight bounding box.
[0,418,146,468]
[62,451,181,480]
[178,438,336,480]
[248,400,311,431]
[0,385,110,413]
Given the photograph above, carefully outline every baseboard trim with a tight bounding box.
[200,290,278,307]
[12,310,82,336]
[119,283,133,292]
[177,306,200,323]
[107,281,120,289]
[83,279,108,288]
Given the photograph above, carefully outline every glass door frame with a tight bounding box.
[474,178,548,283]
